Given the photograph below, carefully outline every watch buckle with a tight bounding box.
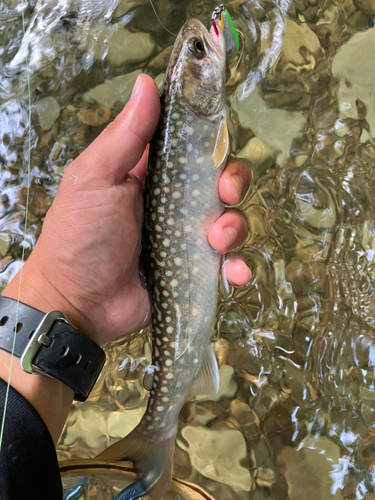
[20,310,69,376]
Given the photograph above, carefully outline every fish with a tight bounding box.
[95,11,233,500]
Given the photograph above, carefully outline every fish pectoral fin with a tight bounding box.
[212,118,229,169]
[188,343,220,396]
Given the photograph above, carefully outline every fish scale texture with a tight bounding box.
[0,378,62,500]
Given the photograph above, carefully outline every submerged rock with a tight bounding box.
[179,423,252,491]
[36,97,61,131]
[83,22,155,66]
[77,106,111,126]
[83,70,141,108]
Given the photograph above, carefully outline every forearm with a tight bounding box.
[0,255,82,444]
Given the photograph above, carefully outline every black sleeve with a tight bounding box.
[0,377,63,500]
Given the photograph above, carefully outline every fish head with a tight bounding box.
[166,18,226,117]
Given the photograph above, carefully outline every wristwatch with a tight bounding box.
[0,296,106,402]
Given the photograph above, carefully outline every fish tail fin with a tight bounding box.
[97,426,176,499]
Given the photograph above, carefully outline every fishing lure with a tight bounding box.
[211,4,240,60]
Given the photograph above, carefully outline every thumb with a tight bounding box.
[76,74,161,185]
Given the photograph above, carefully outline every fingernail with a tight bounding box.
[131,74,143,99]
[231,174,244,200]
[223,227,238,248]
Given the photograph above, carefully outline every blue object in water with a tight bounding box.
[113,481,148,500]
[63,486,84,500]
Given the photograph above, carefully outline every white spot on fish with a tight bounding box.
[164,351,171,357]
[187,126,194,134]
[175,230,181,237]
[166,271,173,277]
[155,224,162,232]
[166,373,173,380]
[204,141,209,147]
[167,326,174,334]
[181,243,187,250]
[146,416,153,421]
[160,251,167,258]
[197,157,204,164]
[192,189,200,197]
[151,199,157,206]
[162,397,169,402]
[192,267,200,275]
[171,279,178,287]
[166,316,171,323]
[174,257,182,266]
[170,341,176,348]
[155,347,160,357]
[192,308,199,317]
[168,161,173,168]
[160,280,165,286]
[180,174,187,180]
[161,387,168,393]
[156,338,161,346]
[167,218,174,226]
[187,144,193,153]
[172,191,181,199]
[162,303,168,309]
[151,213,156,221]
[165,359,173,367]
[179,157,187,164]
[163,239,170,247]
[156,406,164,412]
[153,175,159,183]
[162,291,169,297]
[192,174,199,181]
[172,113,180,119]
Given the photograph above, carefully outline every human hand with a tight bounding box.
[2,74,250,346]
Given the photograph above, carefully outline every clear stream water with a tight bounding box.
[2,0,375,498]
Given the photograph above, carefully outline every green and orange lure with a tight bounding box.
[211,4,240,60]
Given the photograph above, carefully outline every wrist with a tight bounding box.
[2,253,98,345]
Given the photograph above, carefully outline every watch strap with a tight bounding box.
[0,296,106,402]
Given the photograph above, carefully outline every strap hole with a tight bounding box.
[60,346,69,356]
[29,329,35,339]
[0,316,8,326]
[74,354,82,365]
[15,322,23,333]
[84,361,91,371]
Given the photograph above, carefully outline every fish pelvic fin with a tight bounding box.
[97,425,177,499]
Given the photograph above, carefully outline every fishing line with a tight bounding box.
[149,0,177,37]
[0,0,32,455]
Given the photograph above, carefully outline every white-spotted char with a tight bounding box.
[98,17,228,500]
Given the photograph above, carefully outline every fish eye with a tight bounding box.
[190,38,205,57]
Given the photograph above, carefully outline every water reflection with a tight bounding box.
[2,0,375,498]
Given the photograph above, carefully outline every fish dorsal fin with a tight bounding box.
[212,118,229,169]
[188,343,220,396]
